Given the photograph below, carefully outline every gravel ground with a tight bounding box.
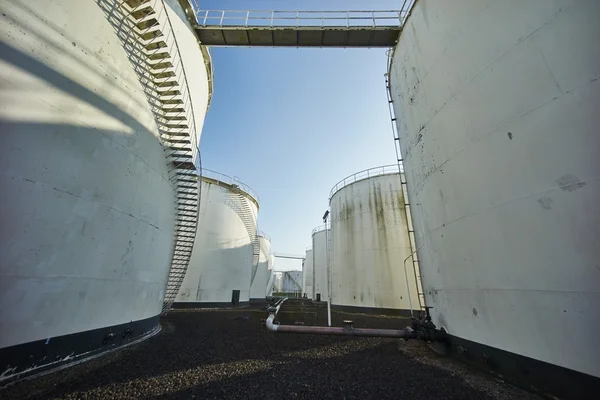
[1,304,541,400]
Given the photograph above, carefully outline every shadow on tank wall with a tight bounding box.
[0,0,176,382]
[2,0,155,130]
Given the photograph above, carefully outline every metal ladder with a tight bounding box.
[114,0,201,313]
[384,63,426,312]
[224,192,261,285]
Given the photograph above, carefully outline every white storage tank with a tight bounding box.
[249,232,272,301]
[266,254,276,296]
[311,225,331,301]
[282,271,303,294]
[0,0,211,382]
[174,169,259,306]
[303,248,314,299]
[329,166,419,313]
[271,271,284,294]
[389,0,600,395]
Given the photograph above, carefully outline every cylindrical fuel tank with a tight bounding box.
[272,271,284,294]
[174,170,259,306]
[303,248,314,299]
[311,225,331,301]
[329,167,419,313]
[249,233,272,300]
[389,0,600,394]
[282,271,303,294]
[0,0,210,382]
[266,254,275,296]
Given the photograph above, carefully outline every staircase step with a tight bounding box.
[160,98,184,105]
[159,115,186,122]
[135,16,160,30]
[175,220,196,226]
[176,236,195,242]
[177,200,198,206]
[151,69,176,79]
[153,76,179,86]
[160,132,189,139]
[170,161,196,170]
[162,138,192,146]
[177,183,198,190]
[177,209,198,215]
[137,27,163,42]
[159,123,188,131]
[144,40,168,52]
[159,106,185,113]
[150,61,174,71]
[176,220,196,226]
[130,4,154,20]
[177,193,197,199]
[155,89,181,97]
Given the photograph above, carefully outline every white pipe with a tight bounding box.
[325,220,331,327]
[265,313,279,332]
[402,252,414,318]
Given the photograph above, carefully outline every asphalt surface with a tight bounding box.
[1,303,540,400]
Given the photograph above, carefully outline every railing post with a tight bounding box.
[245,10,249,26]
[220,10,225,26]
[398,11,402,26]
[203,9,208,26]
[372,11,376,27]
[346,11,349,28]
[296,11,299,27]
[271,10,274,26]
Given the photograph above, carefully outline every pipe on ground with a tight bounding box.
[265,314,423,339]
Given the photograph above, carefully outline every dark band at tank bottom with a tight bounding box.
[331,304,414,318]
[171,301,249,309]
[332,304,600,398]
[249,298,270,305]
[436,334,600,399]
[0,314,160,385]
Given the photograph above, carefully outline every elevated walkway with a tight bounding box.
[192,10,407,47]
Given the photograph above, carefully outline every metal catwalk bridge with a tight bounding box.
[192,10,410,47]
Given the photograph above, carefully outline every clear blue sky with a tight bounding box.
[197,0,401,270]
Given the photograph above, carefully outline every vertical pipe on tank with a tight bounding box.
[403,253,414,318]
[324,209,332,327]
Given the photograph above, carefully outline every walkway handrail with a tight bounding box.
[257,230,271,242]
[329,164,400,200]
[311,223,330,235]
[202,168,260,205]
[194,9,407,28]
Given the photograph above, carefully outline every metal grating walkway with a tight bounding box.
[192,10,408,47]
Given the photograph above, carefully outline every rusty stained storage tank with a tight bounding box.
[174,169,259,307]
[388,0,600,396]
[329,166,420,313]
